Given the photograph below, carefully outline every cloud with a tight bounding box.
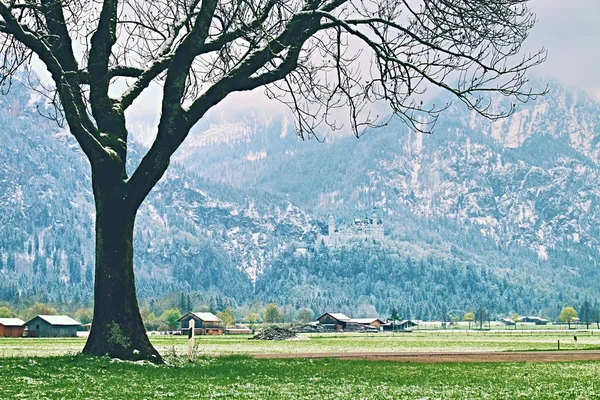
[27,0,600,132]
[526,0,600,99]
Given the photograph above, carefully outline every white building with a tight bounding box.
[322,210,384,247]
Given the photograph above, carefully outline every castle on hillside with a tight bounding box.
[321,210,384,247]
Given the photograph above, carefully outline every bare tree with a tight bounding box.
[0,0,545,361]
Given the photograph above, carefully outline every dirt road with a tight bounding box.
[254,350,600,363]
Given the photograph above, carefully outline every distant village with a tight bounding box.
[1,310,587,339]
[0,311,416,338]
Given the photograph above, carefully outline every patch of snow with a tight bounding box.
[538,245,548,261]
[188,122,250,147]
[27,92,43,107]
[280,116,289,138]
[505,110,526,148]
[246,151,267,162]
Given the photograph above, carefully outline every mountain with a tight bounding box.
[0,79,317,305]
[175,81,600,259]
[172,80,600,317]
[2,75,600,320]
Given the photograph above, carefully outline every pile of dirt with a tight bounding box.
[250,327,300,340]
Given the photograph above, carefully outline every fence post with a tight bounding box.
[188,319,195,358]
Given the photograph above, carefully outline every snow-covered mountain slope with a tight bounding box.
[0,82,317,303]
[174,80,600,264]
[3,74,600,317]
[136,171,318,282]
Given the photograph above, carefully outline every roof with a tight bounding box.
[178,312,222,322]
[385,319,419,326]
[399,319,419,325]
[27,315,80,326]
[523,316,548,321]
[350,318,383,324]
[0,318,25,327]
[317,312,351,322]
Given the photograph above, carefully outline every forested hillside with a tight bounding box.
[0,79,315,306]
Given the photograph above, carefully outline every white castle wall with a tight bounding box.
[322,213,384,247]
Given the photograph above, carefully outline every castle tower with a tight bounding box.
[370,210,379,225]
[370,210,384,239]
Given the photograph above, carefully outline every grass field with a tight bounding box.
[0,354,599,399]
[2,330,600,358]
[2,332,600,399]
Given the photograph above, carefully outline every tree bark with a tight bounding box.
[82,170,162,363]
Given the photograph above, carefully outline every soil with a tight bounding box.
[254,350,600,363]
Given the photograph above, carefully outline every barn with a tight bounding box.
[351,318,385,329]
[521,316,549,325]
[316,312,352,330]
[0,318,26,337]
[382,319,419,331]
[178,312,224,335]
[25,315,81,337]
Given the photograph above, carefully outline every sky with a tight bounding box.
[526,0,600,100]
[26,0,600,123]
[180,0,600,118]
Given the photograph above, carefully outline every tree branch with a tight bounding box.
[88,0,128,165]
[0,1,109,162]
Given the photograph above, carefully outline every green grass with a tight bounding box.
[2,331,600,358]
[2,334,600,399]
[0,355,599,399]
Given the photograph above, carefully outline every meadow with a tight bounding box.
[2,331,600,399]
[1,330,600,358]
[1,354,599,399]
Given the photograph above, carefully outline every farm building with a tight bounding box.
[382,320,419,331]
[316,313,352,330]
[350,318,385,328]
[178,312,224,335]
[520,316,549,325]
[0,318,26,337]
[25,315,81,337]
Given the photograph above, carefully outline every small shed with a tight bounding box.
[316,312,352,330]
[178,312,223,335]
[25,315,81,338]
[0,318,26,337]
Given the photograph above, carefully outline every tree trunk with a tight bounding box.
[82,174,162,363]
